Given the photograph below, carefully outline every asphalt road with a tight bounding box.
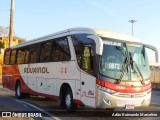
[0,86,160,120]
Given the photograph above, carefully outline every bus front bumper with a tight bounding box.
[96,88,151,109]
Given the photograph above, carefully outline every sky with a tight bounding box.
[0,0,160,63]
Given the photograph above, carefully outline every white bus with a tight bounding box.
[2,28,158,112]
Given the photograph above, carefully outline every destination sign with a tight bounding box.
[103,41,122,46]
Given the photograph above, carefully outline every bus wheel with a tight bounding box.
[59,94,65,108]
[65,89,77,112]
[16,82,30,99]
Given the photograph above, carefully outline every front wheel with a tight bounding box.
[65,89,77,112]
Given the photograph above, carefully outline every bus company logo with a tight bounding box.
[130,94,135,98]
[24,67,49,74]
[88,90,94,96]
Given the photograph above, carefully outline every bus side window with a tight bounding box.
[29,46,39,63]
[40,42,52,62]
[82,46,95,75]
[52,37,71,61]
[72,34,96,76]
[4,51,11,65]
[17,48,25,64]
[72,38,83,67]
[10,50,17,65]
[24,48,29,64]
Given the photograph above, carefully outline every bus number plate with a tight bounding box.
[125,104,135,109]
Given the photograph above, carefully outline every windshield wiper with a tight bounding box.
[116,55,130,84]
[117,52,145,85]
[115,46,129,84]
[132,61,145,85]
[128,52,145,85]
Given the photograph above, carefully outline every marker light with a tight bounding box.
[97,84,116,95]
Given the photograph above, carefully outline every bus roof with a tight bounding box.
[11,27,142,49]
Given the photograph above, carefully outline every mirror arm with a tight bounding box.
[144,44,159,63]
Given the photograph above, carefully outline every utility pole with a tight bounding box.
[129,20,136,36]
[9,0,14,47]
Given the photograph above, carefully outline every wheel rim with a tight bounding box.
[65,94,71,108]
[17,85,21,97]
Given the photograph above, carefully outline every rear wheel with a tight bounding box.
[15,82,30,99]
[65,89,77,112]
[59,94,65,107]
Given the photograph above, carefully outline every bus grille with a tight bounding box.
[114,92,149,98]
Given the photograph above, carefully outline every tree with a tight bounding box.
[13,36,26,43]
[18,38,26,43]
[0,41,4,54]
[0,26,9,37]
[0,41,4,49]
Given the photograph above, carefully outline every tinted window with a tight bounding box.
[4,51,11,65]
[81,46,95,75]
[25,48,29,64]
[17,48,25,64]
[40,42,52,62]
[30,46,39,63]
[52,37,70,61]
[72,34,96,75]
[10,50,17,65]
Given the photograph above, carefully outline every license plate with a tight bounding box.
[125,104,135,109]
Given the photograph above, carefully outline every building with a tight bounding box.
[0,37,20,84]
[150,63,160,89]
[145,47,160,89]
[0,37,19,48]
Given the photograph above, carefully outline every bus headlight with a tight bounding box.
[97,85,116,94]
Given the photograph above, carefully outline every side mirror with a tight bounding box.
[144,44,159,63]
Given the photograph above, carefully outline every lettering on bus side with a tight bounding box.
[24,67,49,74]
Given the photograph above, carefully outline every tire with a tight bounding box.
[59,94,65,108]
[15,82,30,99]
[65,89,77,112]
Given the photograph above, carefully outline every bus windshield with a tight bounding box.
[99,39,150,82]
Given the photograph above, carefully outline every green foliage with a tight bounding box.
[0,41,4,49]
[18,39,26,43]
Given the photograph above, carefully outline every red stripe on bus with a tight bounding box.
[73,99,85,106]
[96,79,151,93]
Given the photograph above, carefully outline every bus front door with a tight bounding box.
[80,45,96,107]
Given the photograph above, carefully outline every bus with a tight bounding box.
[2,28,158,112]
